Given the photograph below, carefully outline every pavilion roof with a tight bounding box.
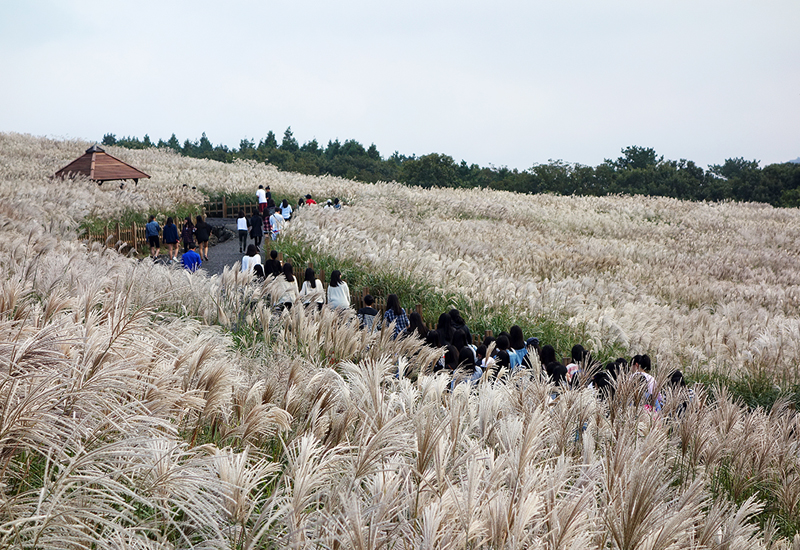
[54,145,150,182]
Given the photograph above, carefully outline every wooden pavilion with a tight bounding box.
[54,145,150,185]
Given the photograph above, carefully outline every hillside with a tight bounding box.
[1,132,800,547]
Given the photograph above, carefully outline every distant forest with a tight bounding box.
[102,129,800,207]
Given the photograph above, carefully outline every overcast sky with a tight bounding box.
[1,0,798,170]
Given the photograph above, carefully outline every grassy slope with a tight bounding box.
[2,133,799,545]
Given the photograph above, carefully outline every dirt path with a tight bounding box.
[153,217,262,276]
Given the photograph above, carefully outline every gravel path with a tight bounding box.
[154,217,266,277]
[201,217,247,276]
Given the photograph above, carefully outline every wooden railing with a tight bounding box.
[204,199,260,219]
[82,222,148,252]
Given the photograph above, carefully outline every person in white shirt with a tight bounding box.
[300,267,325,310]
[236,210,249,253]
[280,199,293,221]
[326,270,350,309]
[256,185,267,213]
[275,263,300,311]
[241,244,262,273]
[269,211,285,240]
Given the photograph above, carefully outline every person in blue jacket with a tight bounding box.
[181,242,202,272]
[145,215,161,260]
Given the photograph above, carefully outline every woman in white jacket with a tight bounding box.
[240,244,262,273]
[326,270,350,310]
[274,263,300,311]
[300,267,325,310]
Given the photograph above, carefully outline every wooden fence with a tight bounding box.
[204,199,260,219]
[83,221,148,252]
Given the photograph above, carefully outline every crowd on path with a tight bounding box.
[142,185,343,273]
[144,185,689,410]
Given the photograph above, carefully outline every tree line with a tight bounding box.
[102,130,800,207]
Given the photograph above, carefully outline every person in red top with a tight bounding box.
[304,194,317,205]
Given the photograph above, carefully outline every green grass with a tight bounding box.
[688,370,800,411]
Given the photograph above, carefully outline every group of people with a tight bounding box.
[240,187,343,253]
[145,214,211,271]
[412,317,687,406]
[237,251,353,313]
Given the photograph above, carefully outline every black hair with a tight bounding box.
[270,250,278,260]
[547,362,568,386]
[640,354,652,372]
[299,198,305,206]
[476,345,487,359]
[281,199,289,208]
[571,344,585,363]
[444,345,460,371]
[482,335,495,347]
[496,335,510,351]
[386,294,402,316]
[195,215,204,225]
[333,197,340,204]
[495,350,510,369]
[246,244,257,257]
[407,312,427,339]
[364,294,374,306]
[669,369,686,388]
[283,262,294,282]
[304,267,316,288]
[184,217,193,228]
[149,214,155,221]
[540,345,557,365]
[329,270,342,287]
[509,325,525,350]
[239,210,245,218]
[452,329,468,351]
[188,242,196,250]
[426,330,442,348]
[459,346,476,370]
[436,313,453,343]
[166,217,174,225]
[449,309,466,326]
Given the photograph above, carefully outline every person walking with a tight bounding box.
[269,209,285,240]
[280,199,293,221]
[250,211,264,250]
[256,185,267,214]
[237,210,249,253]
[181,217,195,254]
[163,217,179,264]
[194,215,211,261]
[145,215,161,260]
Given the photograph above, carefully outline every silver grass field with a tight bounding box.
[1,132,799,549]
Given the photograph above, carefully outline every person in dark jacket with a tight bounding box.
[194,215,211,261]
[250,211,264,250]
[181,217,195,254]
[449,309,472,345]
[163,217,179,264]
[263,249,282,277]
